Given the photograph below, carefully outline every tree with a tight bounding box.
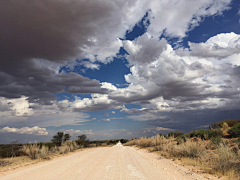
[78,134,87,141]
[51,132,71,146]
[76,134,89,147]
[63,133,71,142]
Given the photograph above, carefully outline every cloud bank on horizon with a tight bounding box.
[0,0,240,143]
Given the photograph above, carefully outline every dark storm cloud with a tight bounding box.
[148,110,240,133]
[0,67,107,104]
[110,81,212,105]
[0,0,119,102]
[0,0,115,68]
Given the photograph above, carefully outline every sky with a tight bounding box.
[1,0,240,144]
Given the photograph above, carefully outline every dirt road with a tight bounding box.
[0,143,207,180]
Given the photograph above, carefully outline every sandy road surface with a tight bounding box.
[0,143,207,180]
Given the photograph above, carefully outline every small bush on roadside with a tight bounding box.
[50,146,58,153]
[58,142,70,154]
[209,143,237,176]
[38,145,49,158]
[227,123,240,138]
[72,141,79,150]
[173,138,207,158]
[75,140,86,147]
[21,142,40,159]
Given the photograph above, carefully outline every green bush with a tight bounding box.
[75,140,86,146]
[227,123,240,138]
[0,144,23,158]
[211,136,222,145]
[211,119,240,129]
[212,129,223,137]
[238,137,240,143]
[120,139,128,143]
[38,142,55,149]
[176,134,190,144]
[168,131,184,138]
[190,129,215,139]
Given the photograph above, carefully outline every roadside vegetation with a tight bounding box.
[124,119,240,178]
[0,132,130,171]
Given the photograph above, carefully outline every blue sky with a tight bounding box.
[0,0,240,143]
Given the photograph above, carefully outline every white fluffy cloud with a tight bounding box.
[108,32,240,114]
[0,126,48,135]
[177,32,240,59]
[57,94,120,112]
[0,96,34,117]
[123,34,167,65]
[146,0,231,38]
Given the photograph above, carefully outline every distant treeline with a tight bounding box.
[0,138,131,158]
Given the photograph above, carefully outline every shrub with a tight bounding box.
[222,122,229,130]
[168,131,184,138]
[38,145,49,158]
[211,119,240,129]
[210,143,236,176]
[38,142,55,149]
[224,120,240,127]
[21,142,40,159]
[190,129,215,139]
[173,138,207,158]
[76,140,86,146]
[72,141,79,150]
[0,144,23,158]
[176,134,190,144]
[88,144,97,147]
[124,140,136,146]
[211,136,222,145]
[138,137,152,148]
[227,123,240,138]
[58,142,70,154]
[50,146,58,153]
[212,128,223,137]
[120,139,128,144]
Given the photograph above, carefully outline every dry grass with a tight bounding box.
[0,141,91,173]
[124,135,240,178]
[21,141,80,158]
[222,122,229,130]
[38,145,49,159]
[208,143,239,176]
[21,142,40,159]
[0,156,41,172]
[172,138,209,158]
